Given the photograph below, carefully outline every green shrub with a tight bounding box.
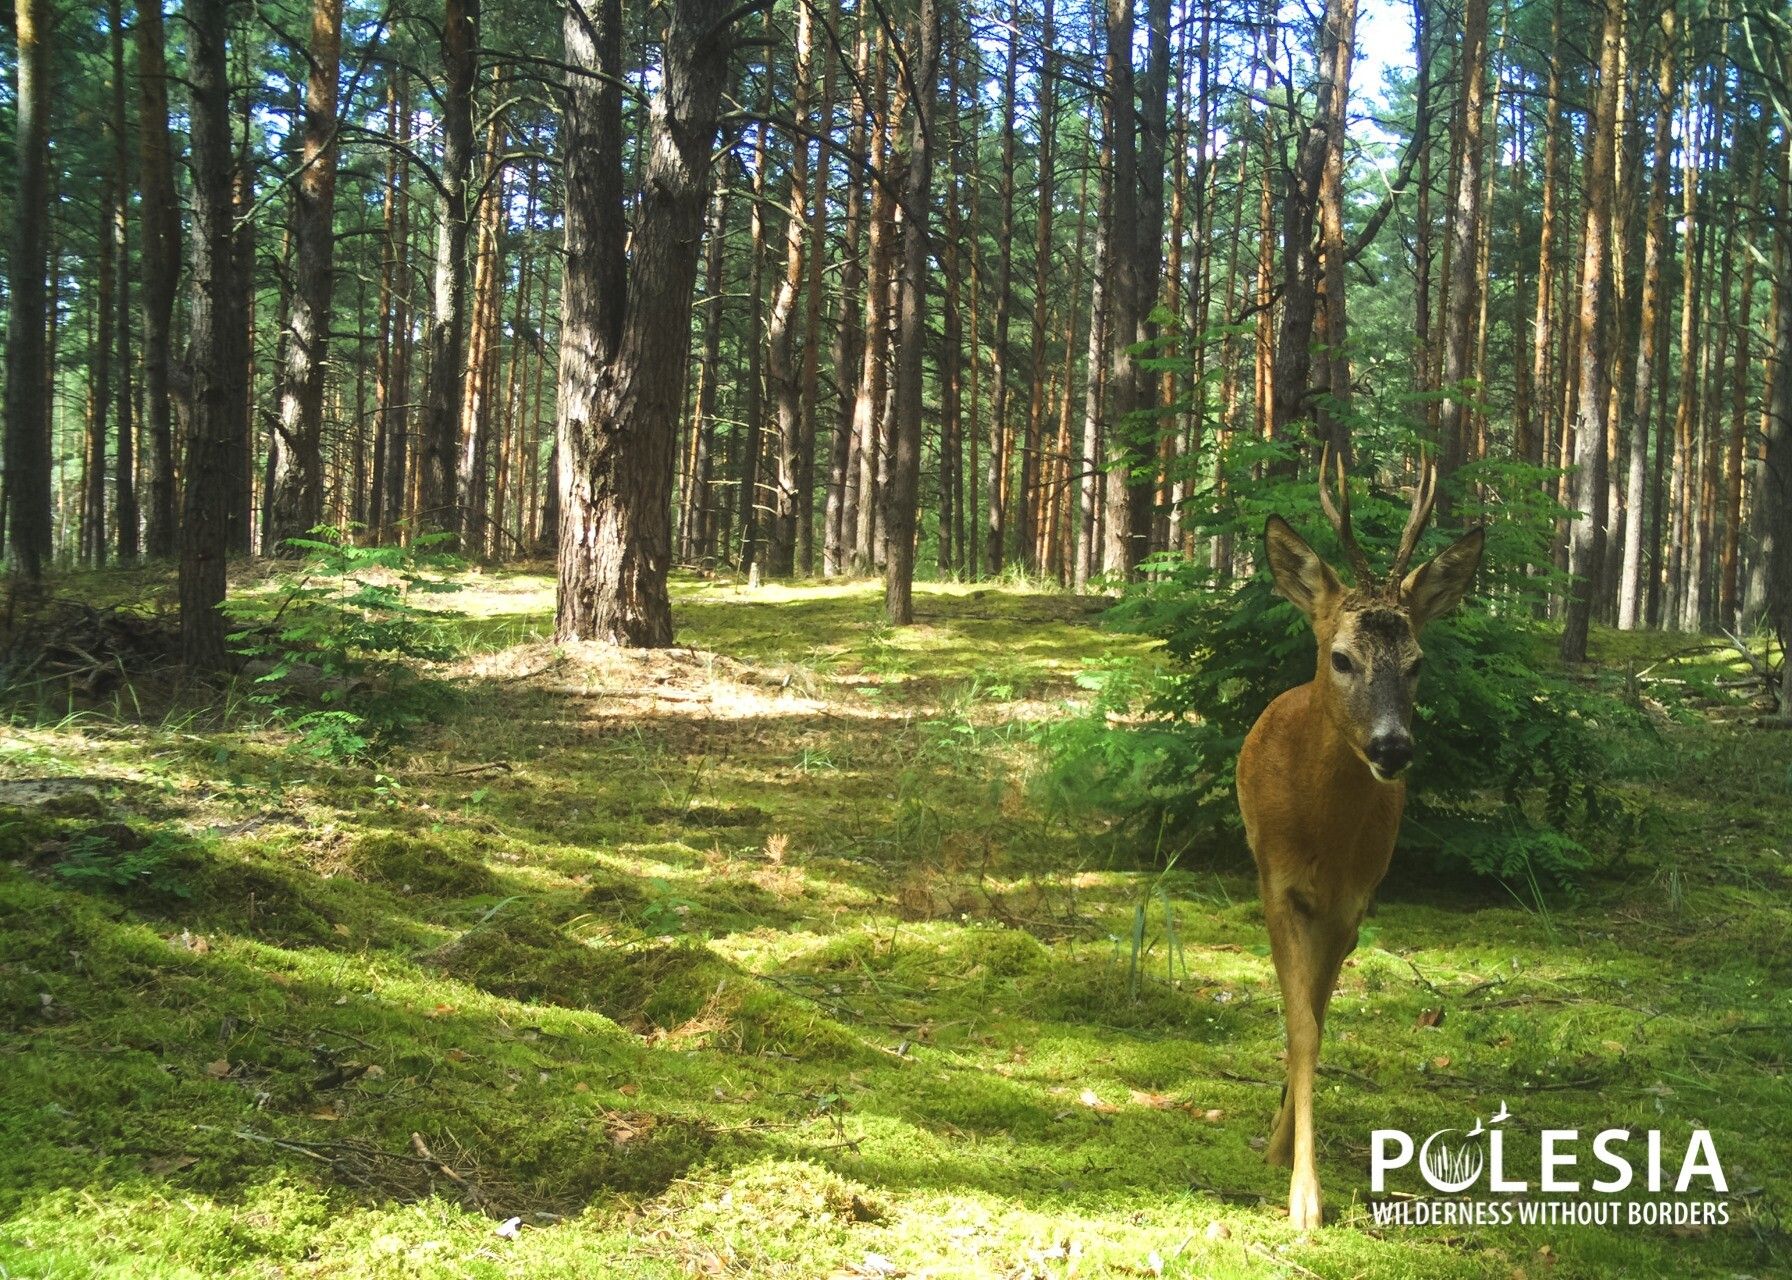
[227,527,465,759]
[51,825,196,899]
[1040,438,1650,892]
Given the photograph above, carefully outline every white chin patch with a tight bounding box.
[1368,763,1396,784]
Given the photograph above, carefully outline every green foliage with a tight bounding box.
[51,826,195,899]
[1043,439,1651,892]
[227,527,465,759]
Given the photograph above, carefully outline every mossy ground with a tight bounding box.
[2,568,1789,1278]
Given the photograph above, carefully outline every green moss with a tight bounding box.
[2,576,1788,1278]
[345,830,501,897]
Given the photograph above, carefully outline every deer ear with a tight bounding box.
[1401,526,1485,630]
[1264,515,1341,621]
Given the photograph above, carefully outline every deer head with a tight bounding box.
[1262,448,1484,783]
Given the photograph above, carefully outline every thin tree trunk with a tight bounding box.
[739,44,775,573]
[825,11,870,578]
[418,0,479,538]
[87,170,116,566]
[1019,0,1057,570]
[110,0,138,561]
[1560,0,1623,662]
[1666,84,1701,629]
[135,0,179,558]
[986,3,1020,575]
[180,0,248,664]
[1438,0,1488,507]
[267,0,344,550]
[684,169,730,564]
[766,0,816,577]
[1617,10,1677,629]
[5,0,53,579]
[885,0,939,623]
[1720,167,1756,629]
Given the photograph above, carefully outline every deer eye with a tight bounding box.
[1330,651,1354,675]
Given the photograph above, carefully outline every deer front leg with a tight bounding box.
[1263,898,1325,1231]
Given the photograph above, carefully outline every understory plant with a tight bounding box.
[227,527,465,759]
[1040,433,1651,893]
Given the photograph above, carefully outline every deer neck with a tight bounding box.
[1298,673,1376,795]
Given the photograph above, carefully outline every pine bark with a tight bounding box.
[1560,0,1624,662]
[985,4,1020,575]
[1438,0,1488,507]
[110,0,138,561]
[885,0,939,623]
[134,0,179,557]
[4,0,52,579]
[1617,11,1676,629]
[267,0,344,550]
[180,0,249,665]
[554,0,736,645]
[418,0,479,538]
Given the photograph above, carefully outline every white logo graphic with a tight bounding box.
[1367,1101,1731,1228]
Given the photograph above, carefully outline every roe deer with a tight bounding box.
[1236,449,1483,1230]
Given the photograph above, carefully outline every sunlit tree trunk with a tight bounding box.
[1618,11,1677,629]
[885,0,939,623]
[554,0,739,645]
[267,0,344,551]
[418,0,479,539]
[985,3,1020,575]
[1560,0,1623,662]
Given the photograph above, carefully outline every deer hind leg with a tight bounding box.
[1263,893,1359,1231]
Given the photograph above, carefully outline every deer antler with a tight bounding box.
[1389,452,1439,582]
[1317,443,1375,585]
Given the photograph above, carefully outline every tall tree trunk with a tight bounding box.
[985,3,1020,575]
[418,0,479,538]
[135,0,179,558]
[1314,0,1358,464]
[110,0,138,561]
[230,69,256,554]
[1559,0,1623,662]
[1099,0,1141,577]
[766,0,816,577]
[885,0,939,623]
[1721,125,1764,629]
[1617,9,1677,629]
[1666,85,1701,629]
[1761,113,1792,707]
[1411,0,1434,414]
[738,36,774,574]
[4,0,52,579]
[851,46,895,573]
[87,171,116,566]
[683,170,730,564]
[824,12,870,578]
[458,97,508,556]
[1018,0,1057,570]
[798,11,834,576]
[1437,0,1488,508]
[267,0,344,550]
[554,0,737,645]
[181,0,248,664]
[1527,0,1564,474]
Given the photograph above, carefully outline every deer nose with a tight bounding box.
[1366,734,1413,777]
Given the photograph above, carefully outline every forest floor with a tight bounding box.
[2,568,1789,1279]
